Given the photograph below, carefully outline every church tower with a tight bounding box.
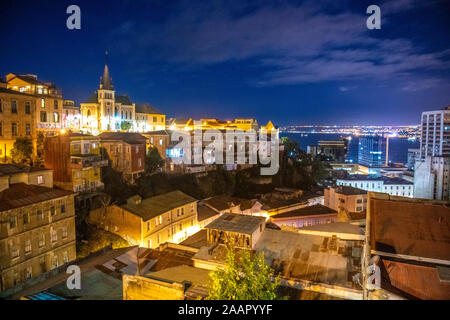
[97,54,115,131]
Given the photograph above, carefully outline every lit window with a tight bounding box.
[51,230,58,242]
[25,240,31,254]
[62,227,68,239]
[41,98,45,108]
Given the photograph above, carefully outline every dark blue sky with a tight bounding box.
[1,0,449,126]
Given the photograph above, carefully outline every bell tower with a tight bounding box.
[98,51,115,131]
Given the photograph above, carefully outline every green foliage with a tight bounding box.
[207,245,280,300]
[10,137,33,164]
[101,166,136,203]
[145,147,164,174]
[76,224,129,259]
[120,121,132,131]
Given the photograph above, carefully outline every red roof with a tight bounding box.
[0,183,74,211]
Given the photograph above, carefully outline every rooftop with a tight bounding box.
[197,203,220,222]
[271,204,337,219]
[337,175,412,185]
[121,191,197,221]
[203,195,239,212]
[370,196,450,261]
[205,213,266,235]
[0,183,73,211]
[333,186,367,196]
[98,132,147,144]
[115,95,132,105]
[0,164,50,176]
[135,103,162,115]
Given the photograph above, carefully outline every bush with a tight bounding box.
[76,224,129,259]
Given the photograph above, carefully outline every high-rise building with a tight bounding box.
[414,106,450,201]
[357,135,387,168]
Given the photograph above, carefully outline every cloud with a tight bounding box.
[339,86,358,92]
[108,0,450,87]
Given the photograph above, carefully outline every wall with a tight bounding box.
[89,205,142,245]
[123,274,185,300]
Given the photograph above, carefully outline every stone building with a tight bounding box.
[6,73,64,137]
[0,82,36,162]
[98,132,147,183]
[0,165,76,292]
[89,190,198,248]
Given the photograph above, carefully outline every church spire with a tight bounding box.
[100,51,114,90]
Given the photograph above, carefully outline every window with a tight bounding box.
[357,206,363,211]
[0,99,2,112]
[11,100,17,113]
[53,112,59,123]
[11,244,19,259]
[39,233,45,247]
[11,123,17,136]
[0,122,2,136]
[9,216,16,229]
[159,216,162,225]
[148,239,151,248]
[181,208,184,215]
[50,206,56,216]
[61,203,66,213]
[62,227,68,239]
[153,116,157,122]
[159,138,163,145]
[37,209,43,220]
[25,101,31,114]
[51,230,57,242]
[37,175,44,184]
[26,266,32,280]
[23,212,29,225]
[191,204,194,212]
[157,233,161,244]
[357,199,362,204]
[25,240,31,254]
[40,98,45,108]
[147,221,150,231]
[63,252,69,264]
[138,158,142,167]
[54,100,58,109]
[53,256,59,268]
[177,209,180,217]
[26,123,31,136]
[179,223,182,231]
[40,111,47,122]
[135,146,139,154]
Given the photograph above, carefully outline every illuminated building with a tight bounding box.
[414,106,450,201]
[0,82,36,162]
[0,164,76,292]
[44,132,107,192]
[324,186,367,214]
[135,103,165,132]
[6,73,64,136]
[167,117,261,132]
[336,174,413,197]
[308,139,348,162]
[61,100,81,132]
[357,135,387,168]
[80,63,166,134]
[88,191,199,248]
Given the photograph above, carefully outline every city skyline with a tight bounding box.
[1,0,449,126]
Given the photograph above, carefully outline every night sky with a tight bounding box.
[1,0,449,126]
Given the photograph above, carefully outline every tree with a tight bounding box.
[145,147,164,174]
[10,137,33,164]
[207,244,279,300]
[121,121,132,131]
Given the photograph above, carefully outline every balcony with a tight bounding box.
[71,155,108,168]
